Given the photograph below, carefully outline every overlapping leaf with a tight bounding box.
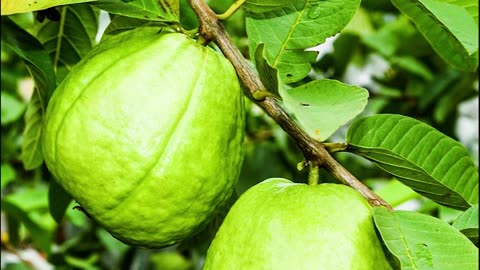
[373,207,478,270]
[281,79,368,141]
[374,179,419,207]
[20,91,45,170]
[245,0,361,83]
[243,0,294,13]
[346,114,478,210]
[0,0,93,15]
[362,16,416,57]
[1,17,56,170]
[31,4,99,84]
[4,5,96,170]
[433,72,477,123]
[1,186,56,253]
[253,44,279,97]
[93,0,179,22]
[452,204,478,244]
[103,16,165,37]
[1,17,55,101]
[0,164,16,191]
[443,0,478,25]
[392,0,478,71]
[48,180,72,224]
[1,92,26,125]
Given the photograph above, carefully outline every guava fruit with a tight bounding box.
[203,178,393,270]
[42,27,244,248]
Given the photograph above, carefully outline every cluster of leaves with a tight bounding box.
[1,0,478,269]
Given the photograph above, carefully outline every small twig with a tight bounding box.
[187,0,392,210]
[0,237,38,269]
[217,0,246,20]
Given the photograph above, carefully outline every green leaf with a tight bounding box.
[4,263,35,270]
[1,186,55,253]
[433,72,477,123]
[452,204,478,244]
[418,70,461,111]
[253,43,279,97]
[342,7,374,36]
[31,4,99,84]
[96,229,129,256]
[362,16,416,57]
[390,56,433,81]
[246,0,361,83]
[48,180,73,224]
[346,114,479,210]
[242,0,295,13]
[0,163,16,191]
[103,15,166,37]
[328,33,361,78]
[0,0,94,15]
[438,205,462,223]
[1,91,26,126]
[20,90,44,170]
[1,17,56,170]
[374,179,420,207]
[373,207,479,270]
[93,0,179,22]
[391,0,478,71]
[1,16,55,101]
[64,254,101,269]
[442,0,478,25]
[179,0,198,29]
[362,0,397,11]
[281,79,368,141]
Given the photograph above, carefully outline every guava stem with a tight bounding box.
[176,23,198,38]
[217,0,246,20]
[308,165,319,185]
[196,35,208,46]
[188,0,393,211]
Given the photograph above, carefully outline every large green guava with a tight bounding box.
[203,178,393,270]
[42,28,244,248]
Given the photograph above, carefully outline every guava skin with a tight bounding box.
[42,28,244,248]
[203,178,393,270]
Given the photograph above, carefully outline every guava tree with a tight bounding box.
[1,0,478,269]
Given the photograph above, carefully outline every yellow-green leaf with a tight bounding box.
[0,0,94,15]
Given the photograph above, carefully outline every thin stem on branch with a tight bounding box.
[187,0,392,210]
[217,0,246,20]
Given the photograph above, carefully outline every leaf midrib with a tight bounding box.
[272,2,307,68]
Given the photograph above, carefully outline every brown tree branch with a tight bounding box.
[188,0,392,210]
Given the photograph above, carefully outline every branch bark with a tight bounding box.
[188,0,392,210]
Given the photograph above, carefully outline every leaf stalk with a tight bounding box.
[217,0,246,20]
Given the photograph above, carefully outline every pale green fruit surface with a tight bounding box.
[203,178,393,270]
[43,28,244,248]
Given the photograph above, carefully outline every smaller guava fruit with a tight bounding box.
[203,178,393,270]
